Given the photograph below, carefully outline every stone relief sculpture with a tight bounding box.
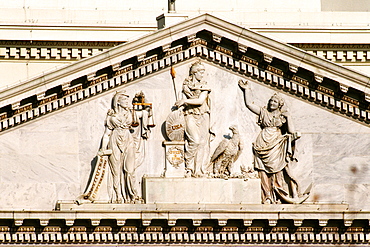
[238,80,310,204]
[77,91,154,204]
[210,125,243,178]
[131,91,155,167]
[174,61,213,177]
[165,109,185,141]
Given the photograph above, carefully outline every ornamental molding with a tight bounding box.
[0,13,370,133]
[0,36,370,133]
[0,225,368,245]
[0,46,105,61]
[0,41,123,61]
[1,14,369,106]
[0,40,123,47]
[292,43,370,63]
[0,204,368,245]
[293,43,370,50]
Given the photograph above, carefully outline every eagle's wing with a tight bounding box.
[210,139,228,162]
[233,139,244,162]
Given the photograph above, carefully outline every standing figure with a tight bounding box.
[175,61,212,177]
[97,91,139,203]
[77,91,154,205]
[238,80,308,204]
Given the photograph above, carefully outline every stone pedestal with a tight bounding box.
[143,177,261,204]
[156,13,189,29]
[163,141,185,177]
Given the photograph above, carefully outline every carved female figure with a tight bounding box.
[238,80,305,204]
[97,91,139,203]
[175,61,212,177]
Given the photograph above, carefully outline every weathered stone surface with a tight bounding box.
[0,13,369,216]
[143,177,261,204]
[0,61,369,210]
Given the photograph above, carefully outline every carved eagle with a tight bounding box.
[210,125,243,178]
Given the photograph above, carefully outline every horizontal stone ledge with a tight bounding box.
[56,201,350,212]
[3,203,369,223]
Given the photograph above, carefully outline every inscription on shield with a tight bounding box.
[165,109,185,141]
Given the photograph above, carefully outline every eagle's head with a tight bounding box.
[229,125,238,134]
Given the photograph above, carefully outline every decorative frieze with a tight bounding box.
[113,64,134,77]
[63,84,83,96]
[292,43,370,63]
[165,45,183,57]
[267,65,283,76]
[13,103,32,115]
[0,218,369,244]
[241,55,258,66]
[89,74,108,86]
[1,34,370,133]
[0,46,105,60]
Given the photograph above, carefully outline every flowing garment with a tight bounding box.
[253,107,295,203]
[106,110,137,203]
[182,78,211,175]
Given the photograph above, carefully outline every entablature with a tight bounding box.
[0,203,368,245]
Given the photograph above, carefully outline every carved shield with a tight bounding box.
[165,109,185,141]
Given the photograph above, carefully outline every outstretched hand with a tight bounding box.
[238,79,249,91]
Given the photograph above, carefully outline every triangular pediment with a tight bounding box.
[1,13,370,206]
[1,14,370,244]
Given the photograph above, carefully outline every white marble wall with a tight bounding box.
[1,60,370,210]
[143,177,261,204]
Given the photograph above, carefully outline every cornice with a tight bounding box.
[0,47,105,61]
[0,40,123,48]
[0,23,156,30]
[0,204,368,245]
[291,43,370,63]
[0,224,367,245]
[1,37,370,132]
[1,13,370,133]
[0,13,368,104]
[0,41,124,61]
[200,15,370,87]
[293,43,370,50]
[251,26,370,32]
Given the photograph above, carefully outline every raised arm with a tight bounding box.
[238,80,260,115]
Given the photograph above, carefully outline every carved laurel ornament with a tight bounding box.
[166,147,184,168]
[165,109,185,141]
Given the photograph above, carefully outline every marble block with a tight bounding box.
[163,141,186,177]
[143,177,261,204]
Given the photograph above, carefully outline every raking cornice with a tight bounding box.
[0,13,370,132]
